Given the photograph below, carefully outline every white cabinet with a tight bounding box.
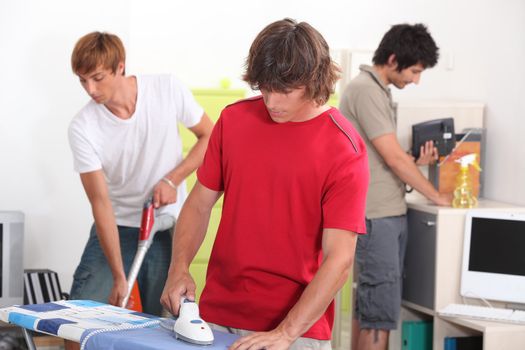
[391,199,525,350]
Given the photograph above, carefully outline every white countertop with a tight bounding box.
[406,195,523,215]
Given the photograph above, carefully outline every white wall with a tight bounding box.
[1,0,524,290]
[0,0,131,291]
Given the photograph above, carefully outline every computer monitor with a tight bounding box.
[0,211,24,307]
[461,210,525,305]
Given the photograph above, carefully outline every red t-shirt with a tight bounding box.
[197,96,368,339]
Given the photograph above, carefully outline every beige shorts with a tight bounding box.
[209,323,332,350]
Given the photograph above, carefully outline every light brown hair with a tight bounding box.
[243,18,340,105]
[71,32,126,75]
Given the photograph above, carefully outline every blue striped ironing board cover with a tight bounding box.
[0,299,238,350]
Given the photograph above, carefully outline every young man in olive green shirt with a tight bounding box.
[339,24,451,350]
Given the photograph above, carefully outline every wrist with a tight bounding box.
[161,177,178,190]
[162,171,184,188]
[112,272,127,283]
[428,190,442,203]
[168,260,190,275]
[276,319,301,342]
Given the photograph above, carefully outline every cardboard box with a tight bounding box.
[429,129,485,198]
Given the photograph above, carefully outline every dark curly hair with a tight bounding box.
[373,23,439,71]
[243,18,340,106]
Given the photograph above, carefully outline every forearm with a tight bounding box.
[91,199,126,281]
[277,247,353,339]
[161,182,220,311]
[165,141,208,187]
[165,113,214,188]
[169,195,212,272]
[372,134,443,204]
[389,153,441,202]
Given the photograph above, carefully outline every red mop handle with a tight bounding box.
[139,198,154,241]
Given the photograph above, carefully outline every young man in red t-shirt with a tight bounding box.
[161,18,369,350]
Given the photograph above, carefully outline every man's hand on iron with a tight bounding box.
[160,270,196,316]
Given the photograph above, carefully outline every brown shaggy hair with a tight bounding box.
[243,18,340,106]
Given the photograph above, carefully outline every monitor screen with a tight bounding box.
[469,217,525,276]
[461,210,525,304]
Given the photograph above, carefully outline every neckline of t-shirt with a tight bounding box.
[267,106,336,126]
[102,75,142,124]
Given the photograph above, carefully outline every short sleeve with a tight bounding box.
[170,75,204,128]
[352,87,395,141]
[68,119,102,173]
[197,115,224,191]
[322,151,369,234]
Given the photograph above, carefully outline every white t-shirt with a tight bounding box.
[68,74,203,226]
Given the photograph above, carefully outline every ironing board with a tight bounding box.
[0,300,238,350]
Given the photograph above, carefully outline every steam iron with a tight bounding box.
[171,298,214,345]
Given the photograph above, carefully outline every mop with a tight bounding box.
[121,197,174,309]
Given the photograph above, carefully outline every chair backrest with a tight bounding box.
[23,269,66,304]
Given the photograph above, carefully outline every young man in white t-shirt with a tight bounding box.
[67,32,213,329]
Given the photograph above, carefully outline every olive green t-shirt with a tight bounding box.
[339,65,406,218]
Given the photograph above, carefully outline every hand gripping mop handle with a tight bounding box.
[121,198,175,308]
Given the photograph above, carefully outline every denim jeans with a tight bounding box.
[70,224,172,316]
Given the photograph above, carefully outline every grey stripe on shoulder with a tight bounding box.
[329,113,358,153]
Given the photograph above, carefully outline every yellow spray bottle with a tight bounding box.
[452,153,482,208]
